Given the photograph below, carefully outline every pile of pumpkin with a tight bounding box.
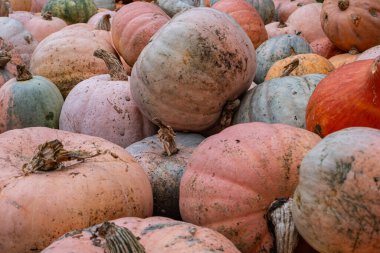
[0,0,379,252]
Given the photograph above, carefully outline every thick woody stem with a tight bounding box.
[278,20,287,28]
[281,59,300,77]
[42,11,53,20]
[96,14,111,32]
[153,118,178,156]
[220,99,240,130]
[338,0,349,11]
[16,65,33,81]
[93,48,129,81]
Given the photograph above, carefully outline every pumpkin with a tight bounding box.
[130,8,256,132]
[30,24,116,97]
[0,0,9,16]
[157,0,199,17]
[356,45,380,61]
[24,12,67,42]
[0,38,23,87]
[265,53,334,80]
[59,49,156,148]
[0,66,63,133]
[0,17,38,68]
[180,122,321,253]
[329,52,358,68]
[287,3,326,43]
[9,0,31,11]
[0,127,153,252]
[291,127,380,253]
[8,10,34,25]
[93,0,115,10]
[233,74,325,128]
[87,10,115,29]
[321,0,380,52]
[42,0,97,24]
[276,0,316,22]
[254,34,312,84]
[127,132,205,219]
[310,37,343,58]
[265,21,299,38]
[111,2,170,67]
[306,57,380,137]
[212,0,268,49]
[42,216,241,253]
[31,0,48,12]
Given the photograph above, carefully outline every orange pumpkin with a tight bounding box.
[306,57,380,137]
[9,0,31,11]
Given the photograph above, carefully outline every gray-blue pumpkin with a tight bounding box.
[233,74,325,128]
[157,0,200,17]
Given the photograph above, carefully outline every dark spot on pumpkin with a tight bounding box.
[235,139,240,143]
[369,9,377,17]
[332,157,354,185]
[45,111,54,120]
[324,13,328,20]
[374,177,379,183]
[351,14,361,26]
[141,222,183,235]
[314,124,322,136]
[294,115,298,121]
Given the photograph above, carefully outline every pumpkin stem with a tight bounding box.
[42,11,53,20]
[266,198,299,253]
[281,58,300,77]
[338,0,349,11]
[16,65,33,81]
[97,222,146,253]
[348,47,359,55]
[22,139,103,175]
[0,50,11,68]
[93,48,129,81]
[220,99,240,130]
[278,20,287,28]
[371,56,380,75]
[5,0,11,14]
[153,118,178,156]
[96,14,111,32]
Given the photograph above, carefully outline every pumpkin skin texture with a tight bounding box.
[233,74,325,128]
[291,127,380,253]
[212,0,268,49]
[0,127,153,253]
[42,0,97,24]
[265,21,298,38]
[8,10,34,25]
[31,0,49,12]
[127,133,205,219]
[157,0,198,17]
[306,58,380,137]
[356,45,380,61]
[321,0,380,52]
[329,53,358,68]
[310,37,343,59]
[131,8,256,132]
[111,2,170,67]
[42,216,241,253]
[265,53,334,80]
[30,24,115,98]
[24,12,67,42]
[254,34,312,84]
[179,122,321,253]
[276,0,316,22]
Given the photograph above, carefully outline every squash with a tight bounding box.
[329,52,358,68]
[292,127,380,253]
[42,0,97,24]
[306,57,380,137]
[59,49,156,148]
[321,0,380,52]
[180,122,321,253]
[42,216,241,253]
[276,0,316,22]
[93,0,115,10]
[310,37,343,58]
[0,38,23,87]
[130,8,256,132]
[8,10,34,25]
[24,12,67,42]
[0,127,153,253]
[265,21,299,38]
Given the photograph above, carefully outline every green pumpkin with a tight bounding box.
[0,66,64,133]
[43,0,97,24]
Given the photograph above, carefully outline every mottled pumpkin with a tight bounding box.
[265,21,298,38]
[42,0,97,24]
[306,57,380,137]
[24,12,67,42]
[254,34,312,84]
[234,74,325,128]
[292,127,380,253]
[329,52,358,68]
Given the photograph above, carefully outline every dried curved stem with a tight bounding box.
[153,118,178,156]
[94,48,129,81]
[42,11,53,20]
[281,59,300,77]
[96,14,111,32]
[16,65,33,81]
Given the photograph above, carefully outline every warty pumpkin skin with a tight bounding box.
[234,74,325,128]
[111,2,170,67]
[0,127,153,253]
[24,12,67,42]
[42,0,97,24]
[321,0,380,52]
[42,216,241,253]
[179,122,321,253]
[306,57,380,137]
[131,8,256,132]
[291,127,380,253]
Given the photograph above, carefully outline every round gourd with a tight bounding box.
[24,12,67,42]
[180,122,321,253]
[306,57,380,137]
[265,21,298,38]
[42,0,97,24]
[8,10,34,25]
[0,127,153,253]
[254,34,312,84]
[292,127,380,253]
[233,74,325,128]
[130,8,256,132]
[321,0,380,52]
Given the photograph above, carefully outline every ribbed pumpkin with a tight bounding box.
[0,66,63,133]
[157,0,198,17]
[30,24,115,97]
[306,57,380,137]
[356,45,380,61]
[310,37,343,59]
[234,74,325,128]
[265,53,334,80]
[42,0,97,24]
[292,127,380,253]
[180,122,321,253]
[0,127,153,253]
[87,10,115,29]
[265,21,298,38]
[59,49,156,148]
[111,2,170,67]
[24,12,67,42]
[321,0,380,52]
[276,0,316,22]
[9,0,31,11]
[127,132,205,219]
[329,52,358,68]
[93,0,115,10]
[42,216,241,253]
[254,34,312,84]
[212,0,268,49]
[131,8,256,132]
